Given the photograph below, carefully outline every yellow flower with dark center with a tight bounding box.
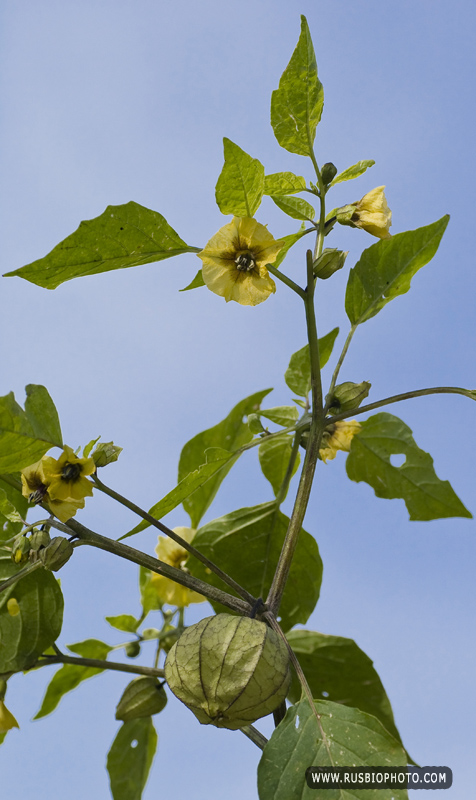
[151,527,205,607]
[42,445,95,503]
[197,217,283,306]
[0,699,19,733]
[336,186,392,239]
[319,420,361,463]
[21,446,95,523]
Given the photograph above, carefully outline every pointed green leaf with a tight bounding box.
[83,436,101,458]
[66,638,113,658]
[0,387,62,472]
[0,479,27,541]
[270,16,324,157]
[274,229,309,270]
[259,436,300,498]
[286,630,404,748]
[107,718,157,800]
[179,269,205,291]
[34,661,107,719]
[0,548,64,672]
[260,406,299,427]
[190,503,322,631]
[347,413,471,520]
[264,172,306,196]
[330,159,375,187]
[178,390,272,528]
[139,567,162,615]
[271,195,315,221]
[24,384,63,447]
[258,700,409,800]
[215,138,265,217]
[106,615,140,633]
[5,202,199,289]
[345,216,449,325]
[285,328,339,397]
[121,447,234,539]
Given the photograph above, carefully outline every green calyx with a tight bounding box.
[165,614,291,730]
[115,676,167,721]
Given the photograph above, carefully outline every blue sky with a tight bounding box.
[1,1,475,797]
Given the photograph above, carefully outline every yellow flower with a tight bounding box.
[42,446,95,502]
[336,186,392,239]
[151,527,205,607]
[21,446,95,523]
[197,217,282,306]
[319,420,361,463]
[0,699,19,733]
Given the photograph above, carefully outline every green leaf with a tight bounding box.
[0,387,63,472]
[264,172,306,196]
[260,406,299,427]
[121,447,233,539]
[270,16,324,157]
[24,384,63,448]
[257,700,409,800]
[345,216,450,325]
[106,615,140,633]
[178,389,272,528]
[0,549,64,672]
[34,662,106,719]
[274,229,309,270]
[286,630,404,748]
[347,413,471,520]
[0,732,6,746]
[284,328,339,397]
[5,202,199,290]
[330,159,375,187]
[215,138,265,217]
[0,479,27,541]
[139,567,162,615]
[83,436,100,458]
[190,503,322,631]
[271,195,315,221]
[66,638,113,658]
[107,718,157,800]
[179,269,205,291]
[259,436,300,498]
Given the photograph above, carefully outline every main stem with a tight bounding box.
[266,248,325,614]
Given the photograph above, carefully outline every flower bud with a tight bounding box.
[115,677,167,721]
[92,442,122,468]
[328,381,371,414]
[39,537,74,571]
[247,414,265,434]
[29,529,52,562]
[11,535,31,565]
[321,162,338,185]
[124,641,141,658]
[165,614,291,730]
[313,248,348,280]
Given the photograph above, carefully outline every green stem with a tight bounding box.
[324,324,357,413]
[266,263,306,299]
[328,385,476,423]
[67,520,252,616]
[35,653,165,679]
[266,251,324,615]
[240,724,268,750]
[263,611,334,764]
[92,474,254,606]
[275,432,303,507]
[0,560,44,594]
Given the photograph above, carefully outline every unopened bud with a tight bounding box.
[321,162,338,185]
[125,641,141,659]
[39,537,74,571]
[11,535,31,565]
[313,248,347,280]
[247,414,265,435]
[29,530,52,562]
[92,442,122,468]
[115,676,167,721]
[328,381,371,414]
